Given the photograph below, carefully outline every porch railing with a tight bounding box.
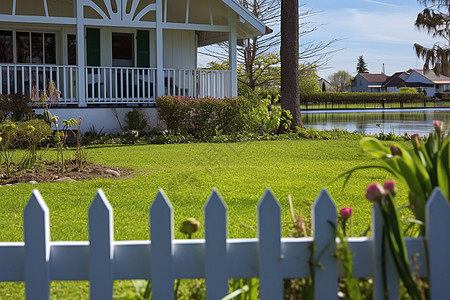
[0,64,232,105]
[0,64,77,102]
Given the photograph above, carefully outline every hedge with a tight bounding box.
[156,96,253,137]
[300,92,426,105]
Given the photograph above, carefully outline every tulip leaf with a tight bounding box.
[437,139,450,200]
[360,137,391,158]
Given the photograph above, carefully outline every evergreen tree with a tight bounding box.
[356,56,368,73]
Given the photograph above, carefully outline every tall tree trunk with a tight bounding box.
[281,0,302,128]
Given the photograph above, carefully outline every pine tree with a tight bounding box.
[356,56,368,73]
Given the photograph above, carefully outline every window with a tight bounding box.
[0,30,13,63]
[31,32,43,63]
[112,32,134,67]
[67,34,76,65]
[44,33,56,64]
[16,32,56,64]
[16,32,30,63]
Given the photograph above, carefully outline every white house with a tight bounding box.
[0,0,267,131]
[382,69,450,96]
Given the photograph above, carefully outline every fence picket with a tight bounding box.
[257,189,282,300]
[204,189,228,299]
[426,188,450,298]
[88,189,114,299]
[4,187,450,298]
[24,190,50,300]
[150,189,174,299]
[372,202,398,299]
[312,188,338,300]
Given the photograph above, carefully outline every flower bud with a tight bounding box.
[411,133,421,148]
[433,120,443,132]
[365,183,385,202]
[383,180,397,196]
[390,144,402,156]
[180,218,200,236]
[339,207,353,220]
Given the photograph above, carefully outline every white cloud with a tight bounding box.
[362,0,401,8]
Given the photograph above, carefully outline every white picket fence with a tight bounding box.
[0,187,449,299]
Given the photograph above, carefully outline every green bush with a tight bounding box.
[125,108,148,131]
[16,119,53,147]
[243,95,291,134]
[156,96,253,137]
[399,87,418,94]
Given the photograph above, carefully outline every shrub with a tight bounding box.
[399,87,418,94]
[243,95,290,134]
[16,119,53,147]
[0,94,34,122]
[156,96,253,137]
[157,96,190,133]
[125,108,148,131]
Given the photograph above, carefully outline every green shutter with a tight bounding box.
[137,30,149,68]
[86,28,100,66]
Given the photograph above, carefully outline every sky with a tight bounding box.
[302,0,437,79]
[199,0,439,81]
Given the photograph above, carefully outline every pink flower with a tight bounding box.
[384,180,397,196]
[365,183,385,202]
[433,120,443,132]
[340,207,353,220]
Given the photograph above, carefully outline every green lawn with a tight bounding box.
[0,139,408,298]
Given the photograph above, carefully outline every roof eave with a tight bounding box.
[221,0,267,37]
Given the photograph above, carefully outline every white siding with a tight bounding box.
[163,29,196,69]
[93,27,195,69]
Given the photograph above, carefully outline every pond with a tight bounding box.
[302,108,450,136]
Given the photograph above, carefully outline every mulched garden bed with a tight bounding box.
[0,160,132,185]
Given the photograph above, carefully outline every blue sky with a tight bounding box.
[304,0,437,79]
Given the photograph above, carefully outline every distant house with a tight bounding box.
[382,72,409,93]
[350,73,388,92]
[317,78,331,92]
[382,69,450,96]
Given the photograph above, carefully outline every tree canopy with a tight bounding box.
[414,0,450,76]
[328,70,352,92]
[300,68,322,94]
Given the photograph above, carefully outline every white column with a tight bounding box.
[228,10,237,97]
[76,0,86,107]
[156,0,164,97]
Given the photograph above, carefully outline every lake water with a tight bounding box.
[302,108,450,136]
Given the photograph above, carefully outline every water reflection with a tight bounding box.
[302,108,450,136]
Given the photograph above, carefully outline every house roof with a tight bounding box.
[197,0,268,46]
[222,0,267,37]
[382,72,406,87]
[358,73,389,83]
[409,69,450,84]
